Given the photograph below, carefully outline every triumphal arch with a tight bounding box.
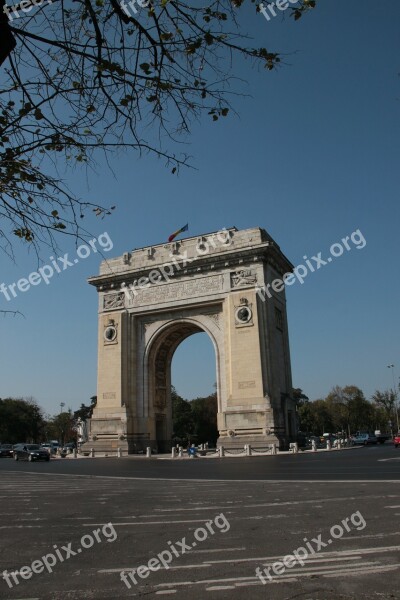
[86,226,297,453]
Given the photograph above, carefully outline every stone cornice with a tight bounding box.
[88,241,293,291]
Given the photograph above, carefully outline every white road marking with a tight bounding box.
[206,544,400,565]
[325,564,400,577]
[2,471,400,483]
[233,564,400,588]
[84,519,224,526]
[341,530,400,541]
[152,494,396,512]
[98,565,208,574]
[193,547,246,554]
[206,586,236,591]
[99,556,363,575]
[0,525,42,529]
[153,561,395,589]
[155,504,245,512]
[98,546,400,575]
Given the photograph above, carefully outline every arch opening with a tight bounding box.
[171,332,218,448]
[147,321,218,452]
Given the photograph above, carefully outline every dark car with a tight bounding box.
[0,444,13,457]
[63,442,76,454]
[13,444,50,462]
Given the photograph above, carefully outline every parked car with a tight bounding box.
[13,444,50,462]
[0,444,13,457]
[351,433,378,445]
[375,430,391,444]
[394,434,400,448]
[320,433,337,447]
[62,442,76,454]
[41,443,57,455]
[309,435,322,447]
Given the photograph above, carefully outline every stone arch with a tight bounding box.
[87,227,297,454]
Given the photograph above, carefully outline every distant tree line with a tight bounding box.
[0,396,96,445]
[296,385,398,436]
[1,385,397,446]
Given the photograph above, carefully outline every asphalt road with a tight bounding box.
[0,444,399,600]
[0,442,399,481]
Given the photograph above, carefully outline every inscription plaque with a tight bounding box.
[238,381,256,389]
[126,275,224,307]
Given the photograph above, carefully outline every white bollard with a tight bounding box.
[72,449,77,458]
[269,443,277,455]
[311,440,317,452]
[246,444,252,456]
[117,447,122,458]
[171,447,176,458]
[289,442,299,453]
[326,440,331,450]
[90,448,95,458]
[178,447,183,457]
[146,447,152,458]
[218,446,225,458]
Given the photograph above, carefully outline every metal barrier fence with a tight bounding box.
[75,440,353,459]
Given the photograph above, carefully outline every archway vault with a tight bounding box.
[86,227,297,453]
[143,317,220,452]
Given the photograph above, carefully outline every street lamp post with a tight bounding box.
[387,364,400,433]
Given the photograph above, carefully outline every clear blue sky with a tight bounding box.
[1,0,399,415]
